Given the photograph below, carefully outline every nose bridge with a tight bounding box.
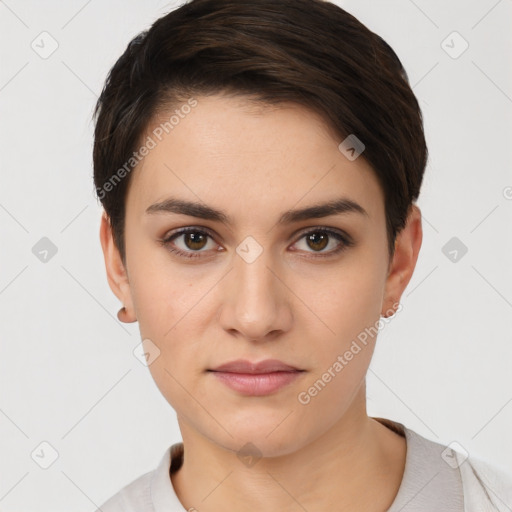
[221,236,291,339]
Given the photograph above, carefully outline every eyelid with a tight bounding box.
[293,224,352,241]
[161,225,219,244]
[162,224,352,242]
[160,224,354,258]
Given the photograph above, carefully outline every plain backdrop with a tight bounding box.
[0,0,511,510]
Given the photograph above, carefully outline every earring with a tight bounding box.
[117,306,136,323]
[381,301,400,319]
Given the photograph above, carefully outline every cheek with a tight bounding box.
[128,258,211,374]
[302,292,379,398]
[127,250,199,337]
[293,346,373,442]
[294,259,385,344]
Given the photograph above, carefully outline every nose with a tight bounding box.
[217,246,293,342]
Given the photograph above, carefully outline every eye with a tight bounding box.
[158,226,354,260]
[159,227,219,259]
[291,227,354,258]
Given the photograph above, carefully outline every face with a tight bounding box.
[100,93,422,457]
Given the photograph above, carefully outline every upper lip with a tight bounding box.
[209,359,303,374]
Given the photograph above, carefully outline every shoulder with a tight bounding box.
[406,424,512,511]
[95,470,154,512]
[94,445,176,512]
[375,417,512,512]
[457,453,512,512]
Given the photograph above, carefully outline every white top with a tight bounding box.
[96,417,512,511]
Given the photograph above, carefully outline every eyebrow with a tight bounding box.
[145,196,369,226]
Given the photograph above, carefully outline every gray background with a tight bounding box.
[0,0,511,510]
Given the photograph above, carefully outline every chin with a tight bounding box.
[224,434,299,461]
[216,420,309,458]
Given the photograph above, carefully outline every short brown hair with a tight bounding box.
[93,0,428,265]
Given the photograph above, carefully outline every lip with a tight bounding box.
[207,359,305,396]
[209,358,302,374]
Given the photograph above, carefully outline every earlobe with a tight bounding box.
[117,306,137,323]
[381,204,423,317]
[99,211,137,323]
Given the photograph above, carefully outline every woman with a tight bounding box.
[93,0,512,510]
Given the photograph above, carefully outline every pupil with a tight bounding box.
[308,233,328,251]
[186,232,206,250]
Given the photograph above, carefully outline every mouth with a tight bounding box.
[208,358,304,374]
[208,370,304,396]
[207,359,305,396]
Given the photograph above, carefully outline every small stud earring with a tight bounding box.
[117,306,136,323]
[381,302,400,319]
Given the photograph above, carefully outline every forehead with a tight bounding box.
[126,94,384,226]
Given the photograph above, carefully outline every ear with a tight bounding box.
[99,210,136,323]
[381,204,423,317]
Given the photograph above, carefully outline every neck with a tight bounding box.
[171,386,406,512]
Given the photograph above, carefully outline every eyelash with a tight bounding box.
[158,226,354,260]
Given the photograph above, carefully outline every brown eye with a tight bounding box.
[305,232,329,252]
[160,227,218,259]
[182,231,208,251]
[159,226,354,261]
[292,228,354,257]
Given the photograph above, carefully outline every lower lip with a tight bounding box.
[209,371,303,396]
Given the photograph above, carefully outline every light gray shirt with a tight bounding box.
[96,417,512,511]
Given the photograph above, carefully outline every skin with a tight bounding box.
[100,93,422,511]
